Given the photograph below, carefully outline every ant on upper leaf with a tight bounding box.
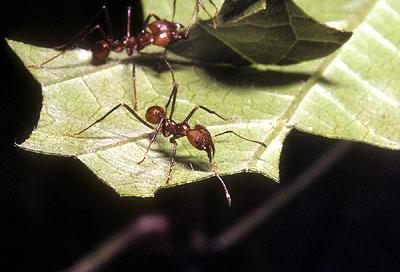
[27,5,187,110]
[27,1,220,110]
[67,83,266,206]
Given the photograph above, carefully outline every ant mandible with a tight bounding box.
[28,5,188,110]
[67,83,267,206]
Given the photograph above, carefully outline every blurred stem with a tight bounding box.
[209,141,354,252]
[64,214,169,272]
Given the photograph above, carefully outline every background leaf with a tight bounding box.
[7,0,400,197]
[146,0,352,65]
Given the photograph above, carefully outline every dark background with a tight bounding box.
[1,1,400,271]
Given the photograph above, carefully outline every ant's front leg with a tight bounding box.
[182,105,232,124]
[137,120,164,164]
[66,103,154,136]
[28,6,113,68]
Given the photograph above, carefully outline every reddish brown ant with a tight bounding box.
[28,5,187,110]
[67,83,266,206]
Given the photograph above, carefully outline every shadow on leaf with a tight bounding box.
[134,54,334,90]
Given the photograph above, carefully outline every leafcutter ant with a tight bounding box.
[67,83,266,206]
[27,5,188,110]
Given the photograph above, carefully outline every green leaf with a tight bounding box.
[145,0,352,65]
[7,0,400,198]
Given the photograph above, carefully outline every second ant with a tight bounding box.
[28,1,220,110]
[67,83,266,206]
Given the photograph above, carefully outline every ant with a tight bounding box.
[27,1,221,109]
[67,83,267,206]
[28,5,188,110]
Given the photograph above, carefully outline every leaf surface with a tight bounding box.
[7,0,400,197]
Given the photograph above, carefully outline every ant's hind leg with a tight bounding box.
[213,130,267,148]
[137,121,163,164]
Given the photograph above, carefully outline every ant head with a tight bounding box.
[187,125,215,162]
[91,40,111,65]
[145,106,165,124]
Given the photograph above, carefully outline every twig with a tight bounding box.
[64,214,169,272]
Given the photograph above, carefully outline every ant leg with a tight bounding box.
[198,0,217,28]
[137,120,164,164]
[66,103,154,136]
[28,24,109,68]
[166,138,178,184]
[182,105,231,124]
[131,51,139,110]
[160,49,177,86]
[172,0,177,22]
[160,49,179,116]
[165,83,179,119]
[185,0,200,37]
[214,130,267,148]
[142,13,162,30]
[55,5,113,50]
[208,0,219,18]
[29,6,112,68]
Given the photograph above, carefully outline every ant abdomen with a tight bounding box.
[187,125,214,151]
[91,40,110,65]
[145,106,165,124]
